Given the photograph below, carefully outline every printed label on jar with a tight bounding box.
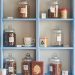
[9,67,14,72]
[9,37,14,42]
[20,6,27,17]
[49,66,53,71]
[57,34,61,42]
[40,38,48,47]
[50,7,55,13]
[23,65,28,70]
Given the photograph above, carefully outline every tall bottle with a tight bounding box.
[22,53,32,75]
[49,56,62,75]
[54,1,59,18]
[4,53,16,75]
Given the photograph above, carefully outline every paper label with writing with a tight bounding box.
[49,66,53,71]
[57,34,61,42]
[9,67,14,72]
[20,6,27,17]
[50,7,55,13]
[23,65,28,70]
[9,37,14,42]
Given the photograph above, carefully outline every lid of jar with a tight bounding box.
[23,53,32,61]
[50,56,61,64]
[60,8,68,11]
[19,0,28,4]
[4,25,15,33]
[5,29,15,33]
[6,58,15,62]
[6,53,15,62]
[56,30,62,33]
[53,1,58,5]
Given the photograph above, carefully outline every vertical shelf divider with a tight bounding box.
[36,0,40,60]
[0,0,1,68]
[1,0,4,69]
[73,0,75,75]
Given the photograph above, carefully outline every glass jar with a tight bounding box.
[52,28,63,47]
[3,26,16,47]
[48,1,59,18]
[22,53,32,75]
[5,54,16,75]
[18,0,30,18]
[49,56,62,75]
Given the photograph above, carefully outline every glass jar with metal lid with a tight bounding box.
[52,27,63,47]
[5,53,16,75]
[18,0,30,18]
[22,53,32,75]
[3,25,16,47]
[49,56,62,75]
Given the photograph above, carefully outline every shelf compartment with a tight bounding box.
[40,21,73,47]
[40,18,74,21]
[40,0,73,18]
[3,50,36,73]
[3,0,36,18]
[4,21,36,47]
[3,18,36,21]
[3,47,36,50]
[40,50,73,75]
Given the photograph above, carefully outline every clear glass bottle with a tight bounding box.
[52,28,63,47]
[22,53,32,75]
[18,0,30,18]
[5,53,16,75]
[53,1,59,18]
[49,56,62,75]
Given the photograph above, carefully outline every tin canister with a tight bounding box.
[60,8,68,18]
[40,37,48,47]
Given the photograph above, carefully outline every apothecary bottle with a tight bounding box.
[22,53,32,75]
[4,53,16,75]
[49,56,62,75]
[52,28,63,47]
[3,25,16,47]
[48,0,59,18]
[18,0,30,18]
